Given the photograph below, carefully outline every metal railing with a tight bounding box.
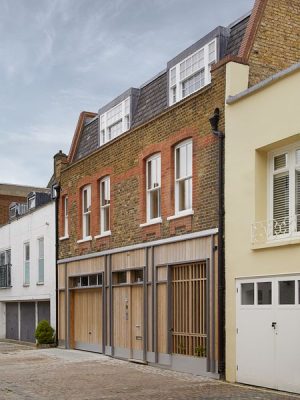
[0,264,11,288]
[251,215,300,244]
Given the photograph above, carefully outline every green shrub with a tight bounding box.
[35,320,55,344]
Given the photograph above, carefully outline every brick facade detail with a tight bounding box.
[57,67,226,260]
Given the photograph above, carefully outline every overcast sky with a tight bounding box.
[0,0,254,187]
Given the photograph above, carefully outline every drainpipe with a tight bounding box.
[209,108,225,378]
[52,183,61,347]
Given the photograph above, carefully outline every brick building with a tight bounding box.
[55,0,299,378]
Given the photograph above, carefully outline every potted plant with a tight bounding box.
[35,320,56,348]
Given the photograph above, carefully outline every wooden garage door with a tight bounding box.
[6,303,19,340]
[73,289,102,352]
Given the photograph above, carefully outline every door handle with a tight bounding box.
[89,331,92,335]
[271,322,277,329]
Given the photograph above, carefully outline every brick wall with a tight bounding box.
[247,0,300,86]
[58,66,226,260]
[0,194,26,225]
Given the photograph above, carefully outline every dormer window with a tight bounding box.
[169,39,217,105]
[28,195,36,210]
[99,97,130,146]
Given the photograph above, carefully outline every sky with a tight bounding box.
[0,0,254,187]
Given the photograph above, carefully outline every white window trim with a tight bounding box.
[77,236,92,244]
[64,196,68,237]
[100,176,111,235]
[146,153,161,223]
[169,38,216,105]
[140,217,162,228]
[82,185,91,239]
[174,139,193,216]
[167,209,194,221]
[37,237,44,285]
[99,97,130,146]
[267,142,300,241]
[94,231,112,239]
[23,241,30,286]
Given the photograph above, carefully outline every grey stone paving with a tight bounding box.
[0,341,299,400]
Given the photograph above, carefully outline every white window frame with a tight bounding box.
[100,176,111,235]
[82,185,91,239]
[174,139,193,216]
[24,242,30,286]
[169,39,217,105]
[37,237,44,284]
[64,196,68,237]
[99,97,130,146]
[268,142,300,240]
[146,153,161,223]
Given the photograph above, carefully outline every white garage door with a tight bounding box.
[236,275,300,394]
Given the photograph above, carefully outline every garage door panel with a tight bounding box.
[6,303,19,340]
[276,308,300,393]
[38,301,50,323]
[73,289,102,352]
[236,277,300,395]
[20,302,36,343]
[237,309,276,388]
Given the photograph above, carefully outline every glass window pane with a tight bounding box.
[104,206,110,231]
[274,153,287,170]
[241,283,254,305]
[176,147,180,179]
[89,275,97,286]
[273,172,289,234]
[150,189,160,219]
[85,213,90,236]
[186,142,192,176]
[81,276,89,287]
[279,280,295,304]
[73,277,80,288]
[98,274,103,286]
[257,282,272,305]
[179,180,186,211]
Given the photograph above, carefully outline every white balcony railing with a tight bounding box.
[251,215,300,245]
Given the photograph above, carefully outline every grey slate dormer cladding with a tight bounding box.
[73,13,250,163]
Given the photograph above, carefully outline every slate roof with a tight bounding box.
[132,71,168,128]
[74,117,99,161]
[226,14,250,56]
[72,13,250,163]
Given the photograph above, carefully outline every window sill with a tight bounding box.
[252,236,300,250]
[140,218,162,227]
[23,284,30,287]
[77,236,92,244]
[36,282,44,286]
[59,235,69,241]
[94,231,111,239]
[0,286,12,289]
[167,210,194,221]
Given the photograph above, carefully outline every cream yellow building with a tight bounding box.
[225,61,300,394]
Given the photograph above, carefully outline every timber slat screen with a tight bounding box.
[172,262,207,357]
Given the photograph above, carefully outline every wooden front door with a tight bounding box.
[113,284,144,360]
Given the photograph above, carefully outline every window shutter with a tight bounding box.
[295,170,300,231]
[273,172,289,234]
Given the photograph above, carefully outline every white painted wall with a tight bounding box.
[0,202,56,336]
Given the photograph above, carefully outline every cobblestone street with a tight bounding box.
[0,342,298,400]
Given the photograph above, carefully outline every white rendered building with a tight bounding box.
[0,192,56,342]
